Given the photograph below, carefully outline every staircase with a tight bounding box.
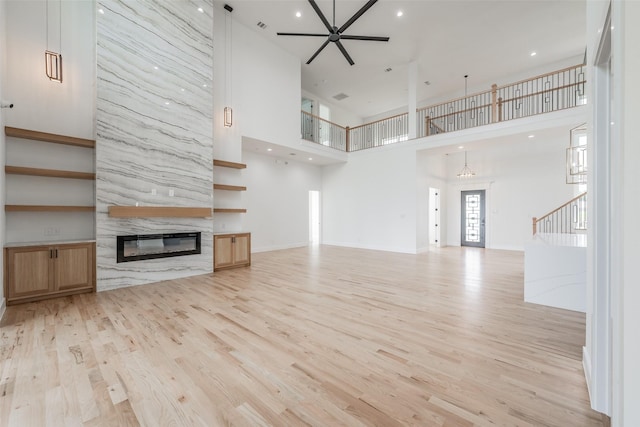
[532,192,587,235]
[525,193,588,313]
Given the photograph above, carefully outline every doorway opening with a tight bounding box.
[309,190,320,245]
[461,190,485,248]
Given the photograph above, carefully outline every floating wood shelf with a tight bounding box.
[213,184,246,191]
[213,159,246,169]
[108,206,212,218]
[213,208,247,213]
[5,126,96,148]
[5,205,95,212]
[5,166,96,180]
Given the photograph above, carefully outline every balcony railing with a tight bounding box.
[301,111,347,151]
[348,113,409,152]
[300,64,586,152]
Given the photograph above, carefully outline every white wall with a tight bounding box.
[0,0,6,317]
[4,0,95,137]
[242,149,322,252]
[231,17,301,150]
[323,145,417,253]
[443,136,574,251]
[3,0,95,245]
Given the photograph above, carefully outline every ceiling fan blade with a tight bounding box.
[306,39,331,65]
[308,0,333,33]
[335,40,355,66]
[340,35,390,42]
[338,0,378,34]
[277,33,329,37]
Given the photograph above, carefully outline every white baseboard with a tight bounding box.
[0,298,6,322]
[322,240,416,254]
[251,242,309,253]
[583,346,593,401]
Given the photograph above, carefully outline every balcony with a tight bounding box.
[301,64,586,152]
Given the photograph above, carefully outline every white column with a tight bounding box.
[616,1,640,425]
[408,61,417,139]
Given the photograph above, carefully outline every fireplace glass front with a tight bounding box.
[117,232,201,263]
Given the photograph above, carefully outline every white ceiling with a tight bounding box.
[221,0,586,119]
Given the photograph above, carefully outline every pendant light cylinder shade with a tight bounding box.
[45,51,63,82]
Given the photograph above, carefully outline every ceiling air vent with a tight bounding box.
[257,21,267,29]
[333,93,349,101]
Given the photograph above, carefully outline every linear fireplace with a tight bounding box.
[117,232,201,263]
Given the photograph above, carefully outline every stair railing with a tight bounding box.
[532,192,587,235]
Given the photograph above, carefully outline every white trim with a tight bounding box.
[322,241,417,255]
[250,242,309,253]
[0,299,6,322]
[583,346,593,397]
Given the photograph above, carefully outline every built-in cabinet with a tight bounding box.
[4,242,96,305]
[4,127,96,304]
[213,233,251,271]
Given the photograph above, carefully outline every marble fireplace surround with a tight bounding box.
[96,0,214,291]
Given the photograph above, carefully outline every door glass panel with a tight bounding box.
[461,190,485,248]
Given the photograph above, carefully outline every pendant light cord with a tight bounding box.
[46,0,49,50]
[45,0,62,53]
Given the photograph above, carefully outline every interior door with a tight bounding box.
[461,190,485,248]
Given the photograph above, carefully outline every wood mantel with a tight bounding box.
[108,206,212,218]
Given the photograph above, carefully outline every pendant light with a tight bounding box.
[457,151,475,178]
[45,0,63,82]
[223,4,233,127]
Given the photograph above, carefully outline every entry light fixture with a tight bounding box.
[457,151,476,178]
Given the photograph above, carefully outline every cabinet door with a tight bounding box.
[233,234,251,266]
[6,246,53,299]
[55,243,94,291]
[214,235,234,270]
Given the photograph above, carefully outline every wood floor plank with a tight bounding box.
[0,246,604,426]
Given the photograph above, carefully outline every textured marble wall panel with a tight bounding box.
[96,0,214,291]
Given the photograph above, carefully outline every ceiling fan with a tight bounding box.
[277,0,390,66]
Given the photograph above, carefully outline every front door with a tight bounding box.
[461,190,485,248]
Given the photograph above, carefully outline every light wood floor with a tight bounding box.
[0,246,603,426]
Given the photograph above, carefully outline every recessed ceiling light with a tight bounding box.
[154,66,159,70]
[530,51,537,57]
[396,10,403,17]
[98,8,104,14]
[197,7,204,13]
[308,157,313,161]
[295,11,302,18]
[528,134,535,138]
[267,148,273,152]
[458,146,464,149]
[165,101,170,105]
